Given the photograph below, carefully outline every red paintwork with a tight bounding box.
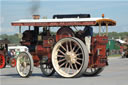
[56,27,74,41]
[20,27,108,68]
[20,41,31,46]
[12,21,96,27]
[31,47,51,67]
[20,27,75,67]
[10,58,16,67]
[0,53,5,69]
[32,54,40,67]
[88,35,108,68]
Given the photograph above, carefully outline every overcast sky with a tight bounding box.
[0,0,128,34]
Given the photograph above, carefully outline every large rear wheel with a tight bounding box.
[52,37,89,78]
[16,52,33,78]
[83,67,104,76]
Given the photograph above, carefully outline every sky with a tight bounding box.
[0,0,128,35]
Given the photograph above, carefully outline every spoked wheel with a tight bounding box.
[10,58,16,67]
[16,52,33,78]
[52,37,89,78]
[40,63,55,76]
[83,67,104,76]
[0,54,6,69]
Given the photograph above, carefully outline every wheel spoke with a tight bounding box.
[58,58,66,63]
[57,55,65,58]
[48,68,50,73]
[72,44,77,51]
[24,68,28,75]
[70,63,74,73]
[70,63,73,69]
[58,50,65,55]
[64,62,68,72]
[76,53,82,56]
[90,68,93,72]
[20,65,24,72]
[44,64,47,69]
[67,63,70,74]
[59,62,66,68]
[60,45,67,52]
[70,41,72,51]
[66,42,69,52]
[75,47,80,53]
[23,56,26,61]
[76,61,81,66]
[74,63,78,70]
[76,57,82,60]
[25,66,29,73]
[46,65,48,71]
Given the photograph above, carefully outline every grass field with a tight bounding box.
[108,54,121,57]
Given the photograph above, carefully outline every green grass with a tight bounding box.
[108,54,121,57]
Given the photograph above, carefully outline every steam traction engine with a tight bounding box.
[0,39,17,68]
[11,14,116,78]
[0,39,9,69]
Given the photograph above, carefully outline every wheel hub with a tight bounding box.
[21,62,27,68]
[65,51,77,63]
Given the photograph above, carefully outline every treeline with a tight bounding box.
[93,32,128,39]
[0,34,20,44]
[108,32,128,39]
[0,32,128,44]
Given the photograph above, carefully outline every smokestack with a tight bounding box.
[32,15,40,19]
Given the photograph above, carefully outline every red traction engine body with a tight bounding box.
[0,39,16,69]
[11,14,116,78]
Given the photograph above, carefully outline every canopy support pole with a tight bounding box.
[18,26,22,39]
[106,23,108,36]
[29,26,31,30]
[99,23,101,36]
[19,26,21,33]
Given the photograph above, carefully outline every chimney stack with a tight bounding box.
[32,15,40,19]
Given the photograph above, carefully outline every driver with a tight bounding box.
[84,26,93,53]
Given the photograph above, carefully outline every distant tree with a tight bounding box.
[0,34,20,44]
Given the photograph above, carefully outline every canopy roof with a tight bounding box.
[11,18,116,27]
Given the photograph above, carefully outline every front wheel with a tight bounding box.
[16,52,33,78]
[40,63,55,76]
[52,37,89,78]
